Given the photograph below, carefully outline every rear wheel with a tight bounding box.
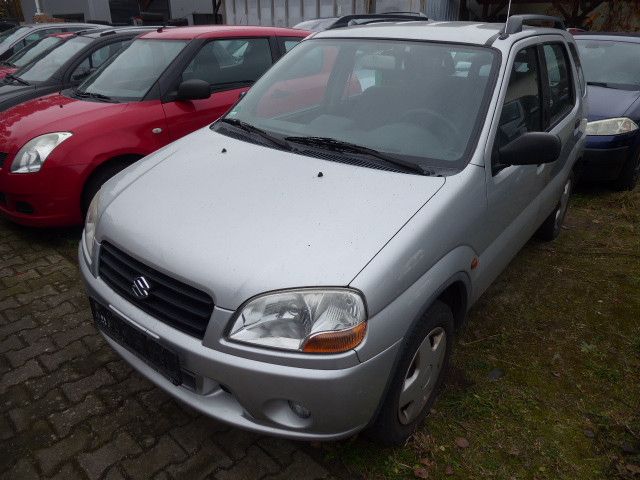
[367,301,454,445]
[612,149,640,191]
[536,171,574,242]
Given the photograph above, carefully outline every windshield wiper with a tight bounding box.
[5,74,29,85]
[74,90,117,103]
[217,118,292,151]
[284,136,432,176]
[587,81,610,88]
[1,61,14,67]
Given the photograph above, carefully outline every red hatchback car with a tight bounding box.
[0,26,308,226]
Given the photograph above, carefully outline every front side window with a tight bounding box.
[497,46,543,152]
[542,43,574,125]
[219,39,498,170]
[71,39,131,81]
[0,26,29,48]
[576,38,640,90]
[18,36,92,82]
[77,39,188,101]
[181,38,272,88]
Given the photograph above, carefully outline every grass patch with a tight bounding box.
[319,185,640,479]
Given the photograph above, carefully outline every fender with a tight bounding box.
[353,245,475,364]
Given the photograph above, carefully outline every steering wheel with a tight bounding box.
[399,108,461,148]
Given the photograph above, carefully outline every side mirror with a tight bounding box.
[498,132,561,166]
[176,79,211,101]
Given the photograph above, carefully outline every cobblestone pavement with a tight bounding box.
[0,219,340,480]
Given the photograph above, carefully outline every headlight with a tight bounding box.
[228,289,367,353]
[83,191,100,263]
[586,118,639,136]
[11,132,72,173]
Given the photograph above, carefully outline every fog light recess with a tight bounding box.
[288,401,311,419]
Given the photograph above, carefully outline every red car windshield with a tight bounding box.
[77,38,188,101]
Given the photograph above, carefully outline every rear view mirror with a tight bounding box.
[176,79,211,101]
[499,132,561,166]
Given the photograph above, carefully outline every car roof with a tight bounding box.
[314,20,572,46]
[80,27,159,39]
[139,25,309,40]
[24,23,100,29]
[574,32,640,42]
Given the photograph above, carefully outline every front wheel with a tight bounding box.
[536,171,574,242]
[367,301,454,445]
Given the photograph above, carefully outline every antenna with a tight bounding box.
[505,0,513,21]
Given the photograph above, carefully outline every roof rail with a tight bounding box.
[501,14,565,36]
[327,13,429,30]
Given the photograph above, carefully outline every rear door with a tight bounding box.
[162,36,277,141]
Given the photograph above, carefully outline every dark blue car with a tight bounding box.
[575,33,640,190]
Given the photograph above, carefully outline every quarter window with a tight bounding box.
[542,44,574,125]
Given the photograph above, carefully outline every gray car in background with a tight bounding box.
[0,22,99,61]
[80,15,587,444]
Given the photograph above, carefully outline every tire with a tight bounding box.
[536,171,574,242]
[612,149,640,192]
[81,161,135,217]
[367,301,454,446]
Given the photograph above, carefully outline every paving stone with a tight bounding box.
[264,451,333,480]
[212,428,262,460]
[215,446,280,480]
[61,368,115,402]
[167,440,233,479]
[35,429,91,475]
[0,335,23,354]
[5,337,55,368]
[0,358,44,393]
[24,363,83,400]
[78,432,142,479]
[0,414,13,441]
[0,316,37,341]
[49,394,105,437]
[256,437,297,466]
[9,388,68,432]
[0,458,38,480]
[52,323,98,348]
[122,435,186,478]
[49,462,84,480]
[39,339,89,372]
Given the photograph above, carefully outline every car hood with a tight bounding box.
[0,92,128,153]
[99,129,446,310]
[587,85,640,121]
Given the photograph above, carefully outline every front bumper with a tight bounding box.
[79,244,399,440]
[0,167,82,227]
[581,133,638,181]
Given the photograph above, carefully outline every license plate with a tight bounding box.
[91,301,183,386]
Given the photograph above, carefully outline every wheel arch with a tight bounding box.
[80,153,145,211]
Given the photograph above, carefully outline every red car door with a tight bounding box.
[162,37,275,141]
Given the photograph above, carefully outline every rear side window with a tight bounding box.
[542,44,574,126]
[568,43,586,96]
[182,38,272,89]
[283,38,302,52]
[496,46,543,152]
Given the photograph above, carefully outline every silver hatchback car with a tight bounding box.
[80,15,587,444]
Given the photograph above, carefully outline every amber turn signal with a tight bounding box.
[302,322,367,353]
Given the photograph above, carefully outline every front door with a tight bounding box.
[479,41,549,292]
[162,37,275,141]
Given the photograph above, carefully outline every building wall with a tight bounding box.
[169,0,213,20]
[21,0,112,22]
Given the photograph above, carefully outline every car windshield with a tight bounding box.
[217,38,498,170]
[77,38,188,101]
[0,26,29,47]
[7,36,63,67]
[576,39,640,90]
[18,36,91,83]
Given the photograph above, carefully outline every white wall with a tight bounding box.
[169,0,213,19]
[20,0,112,23]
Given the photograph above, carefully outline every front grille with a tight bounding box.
[98,242,214,338]
[0,152,7,169]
